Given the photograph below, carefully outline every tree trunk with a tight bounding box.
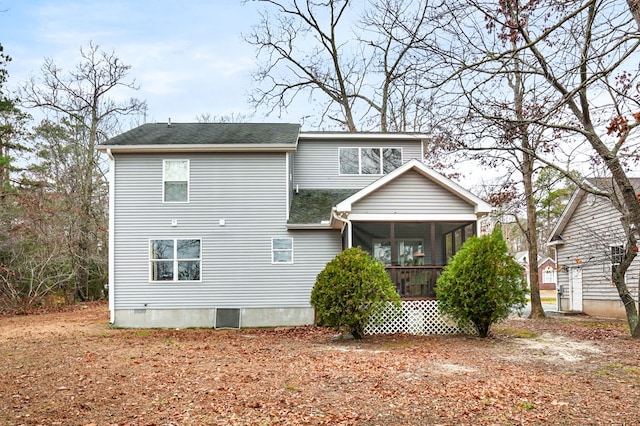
[524,172,545,319]
[475,320,490,338]
[611,246,640,338]
[522,147,544,318]
[583,136,640,337]
[628,0,640,29]
[510,52,545,319]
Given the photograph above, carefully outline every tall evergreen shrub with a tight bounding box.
[436,225,527,337]
[311,247,400,339]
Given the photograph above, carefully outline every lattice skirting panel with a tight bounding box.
[364,300,476,336]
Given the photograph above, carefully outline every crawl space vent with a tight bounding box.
[215,308,241,329]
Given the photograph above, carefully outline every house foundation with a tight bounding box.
[112,307,314,329]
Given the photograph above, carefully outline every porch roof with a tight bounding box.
[288,189,359,226]
[335,159,492,215]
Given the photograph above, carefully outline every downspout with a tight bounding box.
[331,208,352,248]
[285,152,290,220]
[553,246,562,311]
[106,149,115,324]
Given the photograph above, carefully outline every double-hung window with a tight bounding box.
[272,238,293,264]
[339,147,402,175]
[150,239,201,281]
[611,244,624,282]
[163,159,189,202]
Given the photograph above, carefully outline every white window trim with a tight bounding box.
[610,244,627,284]
[272,237,294,264]
[542,266,556,284]
[162,159,190,203]
[149,238,202,282]
[338,147,403,176]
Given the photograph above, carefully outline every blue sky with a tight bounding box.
[0,0,300,124]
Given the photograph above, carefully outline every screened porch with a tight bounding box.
[352,221,476,299]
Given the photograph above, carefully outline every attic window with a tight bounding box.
[339,148,402,175]
[163,159,189,202]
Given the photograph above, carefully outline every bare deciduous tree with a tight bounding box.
[433,0,640,334]
[20,42,146,301]
[244,0,445,133]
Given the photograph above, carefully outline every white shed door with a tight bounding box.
[569,267,583,312]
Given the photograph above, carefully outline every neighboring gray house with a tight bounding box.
[547,179,640,318]
[98,123,492,328]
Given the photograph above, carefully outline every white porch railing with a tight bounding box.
[365,300,477,335]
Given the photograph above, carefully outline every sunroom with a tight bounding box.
[351,221,476,298]
[287,159,491,300]
[331,159,492,299]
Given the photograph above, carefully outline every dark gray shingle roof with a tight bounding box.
[288,189,359,224]
[586,177,640,193]
[103,123,300,146]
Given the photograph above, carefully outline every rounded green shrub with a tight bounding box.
[436,225,527,337]
[310,247,400,339]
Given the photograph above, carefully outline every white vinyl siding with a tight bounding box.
[555,193,639,304]
[351,170,473,215]
[272,238,293,264]
[294,139,423,189]
[112,153,342,310]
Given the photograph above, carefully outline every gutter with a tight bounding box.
[299,132,428,141]
[96,143,297,153]
[106,149,115,324]
[286,223,334,230]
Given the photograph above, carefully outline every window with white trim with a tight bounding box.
[163,159,189,202]
[339,147,402,175]
[542,266,556,284]
[150,239,201,281]
[611,244,624,282]
[272,238,293,264]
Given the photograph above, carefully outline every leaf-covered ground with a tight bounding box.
[1,303,639,425]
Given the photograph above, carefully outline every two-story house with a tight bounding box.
[98,122,491,328]
[547,178,640,318]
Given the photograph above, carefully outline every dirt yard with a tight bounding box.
[1,303,639,425]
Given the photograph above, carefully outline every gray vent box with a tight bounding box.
[215,308,241,329]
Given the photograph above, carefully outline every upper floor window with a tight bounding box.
[272,238,293,264]
[150,238,201,282]
[339,147,402,175]
[163,159,189,202]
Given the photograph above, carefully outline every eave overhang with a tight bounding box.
[97,144,297,154]
[545,180,597,247]
[344,213,480,222]
[286,223,334,230]
[299,132,428,141]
